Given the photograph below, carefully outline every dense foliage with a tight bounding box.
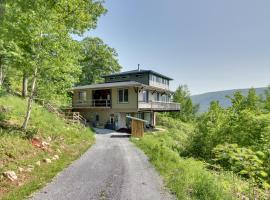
[0,0,121,128]
[132,115,268,200]
[78,37,121,85]
[170,85,199,122]
[177,87,270,190]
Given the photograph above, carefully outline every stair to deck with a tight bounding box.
[34,98,87,126]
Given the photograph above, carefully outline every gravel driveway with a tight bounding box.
[31,129,175,200]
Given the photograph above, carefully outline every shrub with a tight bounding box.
[213,143,270,189]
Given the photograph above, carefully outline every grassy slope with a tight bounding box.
[0,95,95,200]
[132,116,261,200]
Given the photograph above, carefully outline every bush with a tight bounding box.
[213,143,270,189]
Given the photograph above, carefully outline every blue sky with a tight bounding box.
[79,0,270,95]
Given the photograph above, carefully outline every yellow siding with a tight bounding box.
[111,87,138,110]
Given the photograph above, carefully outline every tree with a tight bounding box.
[245,88,260,112]
[227,89,260,113]
[171,85,199,122]
[263,86,270,112]
[2,0,106,129]
[79,37,121,85]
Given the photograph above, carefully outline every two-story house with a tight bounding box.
[71,69,180,130]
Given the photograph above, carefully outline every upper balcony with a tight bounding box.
[73,99,111,109]
[138,101,180,111]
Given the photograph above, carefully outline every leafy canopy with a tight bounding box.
[79,37,121,85]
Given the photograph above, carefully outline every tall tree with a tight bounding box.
[171,85,199,122]
[79,37,121,85]
[263,86,270,112]
[227,89,260,113]
[2,0,106,129]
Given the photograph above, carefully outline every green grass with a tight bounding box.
[0,94,95,200]
[132,115,268,199]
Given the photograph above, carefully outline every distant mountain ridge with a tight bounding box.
[191,87,267,113]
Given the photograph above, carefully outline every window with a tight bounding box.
[118,88,128,103]
[157,93,160,101]
[142,90,149,102]
[78,91,86,102]
[136,74,143,78]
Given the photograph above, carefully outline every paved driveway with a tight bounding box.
[31,129,175,200]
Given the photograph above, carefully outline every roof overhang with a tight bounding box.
[71,81,143,90]
[71,81,174,94]
[102,70,173,80]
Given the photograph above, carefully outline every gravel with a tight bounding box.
[31,129,175,200]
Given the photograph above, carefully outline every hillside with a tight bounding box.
[191,87,267,112]
[0,94,94,200]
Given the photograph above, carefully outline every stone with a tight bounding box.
[36,161,41,166]
[25,168,33,172]
[3,171,18,181]
[18,167,24,173]
[47,136,52,142]
[43,158,52,163]
[52,155,59,160]
[42,141,50,146]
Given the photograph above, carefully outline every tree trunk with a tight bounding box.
[22,73,28,97]
[22,67,38,130]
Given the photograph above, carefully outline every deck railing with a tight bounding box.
[138,101,180,111]
[73,99,111,108]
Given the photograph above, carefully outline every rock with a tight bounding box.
[18,167,24,173]
[52,155,59,160]
[36,161,41,166]
[43,158,52,163]
[17,181,23,186]
[24,165,34,172]
[42,141,50,147]
[3,171,18,182]
[31,137,42,148]
[25,168,33,172]
[47,136,52,142]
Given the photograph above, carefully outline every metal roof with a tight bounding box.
[102,69,173,80]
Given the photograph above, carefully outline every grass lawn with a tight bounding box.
[0,94,95,200]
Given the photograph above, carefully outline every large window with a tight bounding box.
[118,88,129,103]
[142,90,149,102]
[78,91,87,102]
[150,74,169,86]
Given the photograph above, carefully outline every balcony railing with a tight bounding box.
[138,101,180,111]
[73,99,111,108]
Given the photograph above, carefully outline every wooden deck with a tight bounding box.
[138,101,180,111]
